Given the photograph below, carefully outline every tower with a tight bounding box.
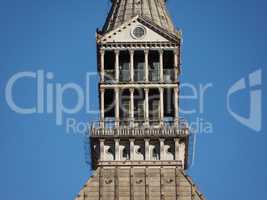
[75,0,205,199]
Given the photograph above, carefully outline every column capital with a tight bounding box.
[144,88,149,93]
[114,138,120,142]
[129,88,135,93]
[100,88,105,93]
[99,138,105,142]
[100,49,105,55]
[144,49,149,55]
[129,138,135,142]
[158,49,164,55]
[114,49,120,55]
[173,48,179,55]
[174,138,180,143]
[159,138,165,142]
[129,49,134,55]
[144,138,150,142]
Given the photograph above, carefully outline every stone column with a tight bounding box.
[174,138,180,160]
[115,88,120,127]
[130,139,135,160]
[100,139,105,161]
[174,87,179,125]
[159,138,165,160]
[100,88,105,128]
[130,49,134,82]
[144,49,149,82]
[130,88,134,126]
[115,139,120,161]
[159,87,164,125]
[174,49,179,79]
[100,49,105,82]
[145,138,150,160]
[159,49,164,82]
[115,50,120,81]
[144,88,149,124]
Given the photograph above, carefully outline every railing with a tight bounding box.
[104,69,115,82]
[90,118,189,138]
[149,69,160,81]
[163,69,175,82]
[119,69,130,82]
[103,69,176,83]
[134,69,145,82]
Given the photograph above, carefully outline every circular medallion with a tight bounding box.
[131,26,146,39]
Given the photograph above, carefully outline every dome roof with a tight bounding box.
[103,0,176,34]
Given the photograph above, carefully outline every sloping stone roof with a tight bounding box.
[75,167,205,200]
[103,0,177,34]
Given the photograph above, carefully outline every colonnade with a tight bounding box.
[100,87,179,126]
[100,48,179,82]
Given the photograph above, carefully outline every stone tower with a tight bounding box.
[75,0,205,199]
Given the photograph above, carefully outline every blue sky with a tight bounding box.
[0,0,266,199]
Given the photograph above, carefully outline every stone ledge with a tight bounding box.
[98,160,183,167]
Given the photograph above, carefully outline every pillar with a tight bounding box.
[100,49,105,82]
[100,139,105,161]
[145,138,150,160]
[159,49,164,82]
[174,138,180,160]
[130,139,135,160]
[174,87,179,125]
[144,88,149,124]
[174,48,179,79]
[159,138,165,160]
[144,49,149,82]
[130,49,134,82]
[159,88,164,124]
[115,50,120,81]
[115,88,120,127]
[115,139,120,160]
[100,88,105,127]
[130,88,134,125]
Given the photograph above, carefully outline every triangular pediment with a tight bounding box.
[98,16,180,44]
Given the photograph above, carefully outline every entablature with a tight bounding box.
[98,42,179,50]
[99,83,179,89]
[98,160,183,167]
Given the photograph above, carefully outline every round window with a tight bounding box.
[132,26,146,39]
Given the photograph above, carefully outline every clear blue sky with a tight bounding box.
[0,0,266,199]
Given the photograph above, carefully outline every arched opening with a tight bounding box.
[149,140,160,160]
[119,140,130,161]
[134,140,145,160]
[164,140,175,160]
[104,140,115,161]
